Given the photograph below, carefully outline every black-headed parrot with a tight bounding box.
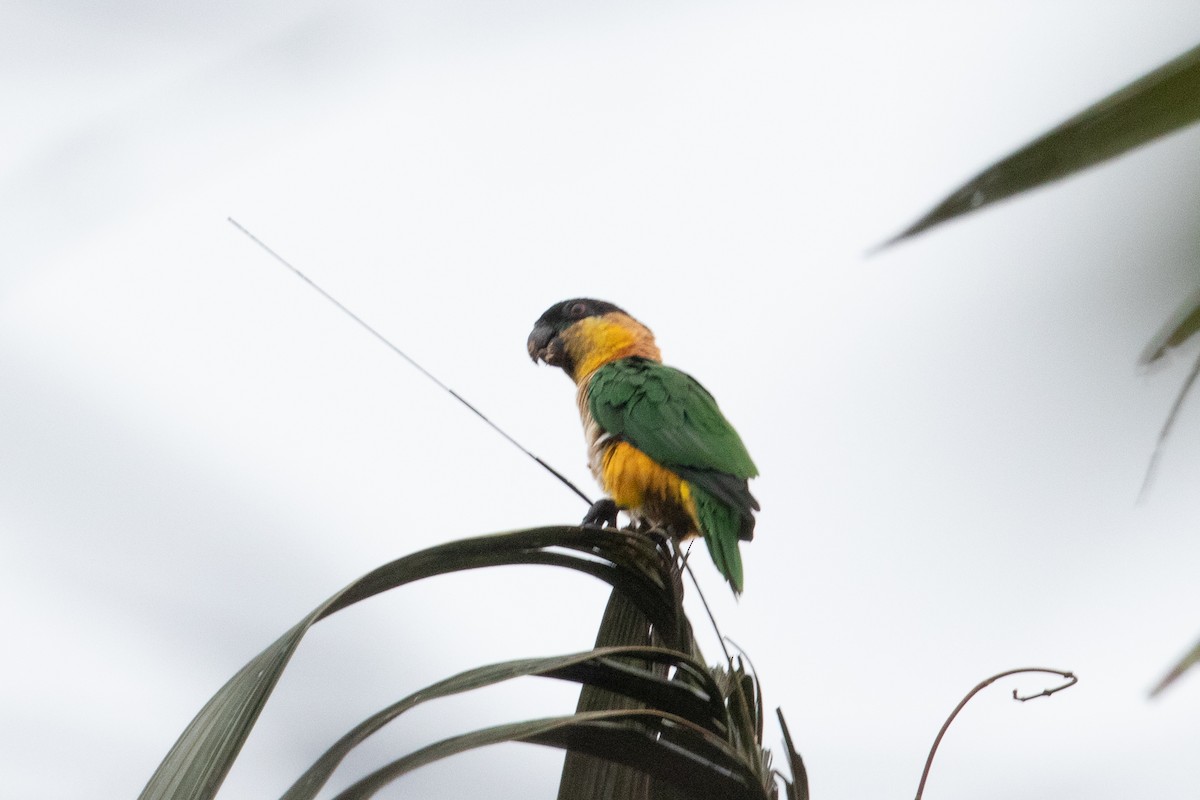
[527,298,758,594]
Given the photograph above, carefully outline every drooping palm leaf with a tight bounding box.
[330,710,765,800]
[886,42,1200,245]
[281,646,729,800]
[142,524,799,799]
[139,526,681,800]
[881,38,1200,697]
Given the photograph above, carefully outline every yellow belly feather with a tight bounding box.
[600,441,698,537]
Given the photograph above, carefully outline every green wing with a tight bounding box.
[588,358,758,593]
[588,359,757,479]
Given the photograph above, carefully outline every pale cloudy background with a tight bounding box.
[4,1,1200,798]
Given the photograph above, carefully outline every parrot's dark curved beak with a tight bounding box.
[527,322,560,365]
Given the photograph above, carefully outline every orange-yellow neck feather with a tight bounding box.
[562,312,661,383]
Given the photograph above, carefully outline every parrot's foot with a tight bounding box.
[581,498,619,528]
[642,526,672,547]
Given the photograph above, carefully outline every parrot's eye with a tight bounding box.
[567,302,589,318]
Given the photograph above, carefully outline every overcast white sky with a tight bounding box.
[4,2,1200,798]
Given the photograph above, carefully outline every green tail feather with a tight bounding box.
[692,488,746,594]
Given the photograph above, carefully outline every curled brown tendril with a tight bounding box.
[915,667,1077,800]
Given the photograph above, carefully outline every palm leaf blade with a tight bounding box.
[776,709,809,800]
[888,42,1200,244]
[140,527,678,800]
[331,711,761,800]
[1151,634,1200,696]
[282,646,726,800]
[1141,289,1200,364]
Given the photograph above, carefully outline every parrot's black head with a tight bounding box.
[527,298,627,370]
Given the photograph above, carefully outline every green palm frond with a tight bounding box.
[886,42,1200,245]
[333,709,760,800]
[139,526,802,800]
[279,646,723,800]
[883,38,1200,696]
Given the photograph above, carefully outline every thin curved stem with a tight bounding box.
[915,667,1077,800]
